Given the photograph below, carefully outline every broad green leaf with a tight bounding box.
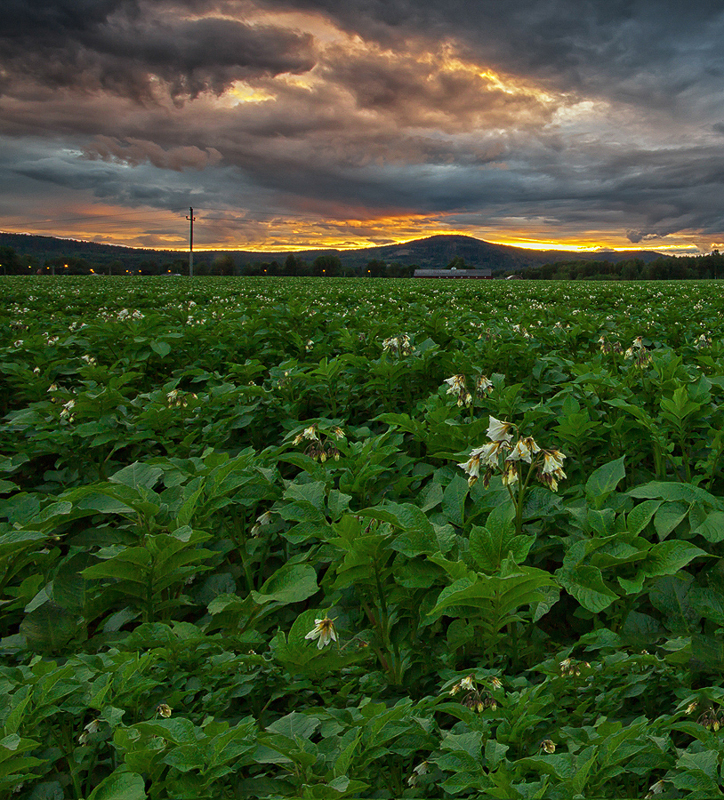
[468,524,532,573]
[251,563,318,606]
[429,563,557,624]
[361,503,438,556]
[556,564,618,613]
[640,540,706,578]
[110,462,163,491]
[266,712,320,740]
[151,340,172,358]
[442,475,468,527]
[627,500,661,536]
[87,771,146,800]
[19,603,83,652]
[585,456,625,508]
[630,481,720,506]
[621,611,663,647]
[653,502,689,540]
[692,511,724,543]
[280,481,327,523]
[649,573,699,634]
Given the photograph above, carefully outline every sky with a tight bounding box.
[2,1,724,254]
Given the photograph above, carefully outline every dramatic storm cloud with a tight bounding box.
[2,0,724,252]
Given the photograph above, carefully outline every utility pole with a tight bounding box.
[186,207,196,277]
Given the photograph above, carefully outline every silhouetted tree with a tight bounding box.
[212,254,235,275]
[312,255,341,276]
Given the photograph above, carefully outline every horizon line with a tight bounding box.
[1,229,695,256]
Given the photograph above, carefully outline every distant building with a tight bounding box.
[413,268,492,279]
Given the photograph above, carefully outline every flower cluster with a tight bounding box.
[292,423,344,462]
[697,707,724,731]
[695,333,712,349]
[382,334,413,357]
[443,373,494,407]
[447,674,502,712]
[166,388,197,408]
[116,308,145,321]
[597,334,623,355]
[304,616,338,649]
[458,416,567,492]
[624,336,653,368]
[559,657,591,677]
[444,374,472,407]
[60,399,76,422]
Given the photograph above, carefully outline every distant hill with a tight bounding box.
[0,231,663,273]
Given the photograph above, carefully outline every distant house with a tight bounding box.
[413,268,492,279]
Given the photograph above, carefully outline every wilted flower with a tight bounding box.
[78,719,100,745]
[698,708,722,731]
[407,761,429,786]
[251,510,274,536]
[331,426,345,439]
[476,374,493,397]
[60,399,75,422]
[542,449,566,475]
[304,616,338,649]
[538,448,567,492]
[645,780,666,798]
[490,676,503,690]
[460,674,475,691]
[501,460,519,487]
[685,700,699,715]
[157,704,172,718]
[540,739,556,754]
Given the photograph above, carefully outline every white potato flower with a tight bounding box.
[304,616,338,649]
[487,416,514,443]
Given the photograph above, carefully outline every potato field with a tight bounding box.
[2,276,724,799]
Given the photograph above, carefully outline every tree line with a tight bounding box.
[4,241,724,279]
[0,246,417,278]
[520,252,724,280]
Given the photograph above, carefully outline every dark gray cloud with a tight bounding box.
[265,0,724,110]
[0,1,316,102]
